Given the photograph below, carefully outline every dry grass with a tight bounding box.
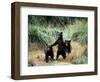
[28,41,87,66]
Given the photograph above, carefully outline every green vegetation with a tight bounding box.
[28,17,87,46]
[72,49,88,64]
[72,55,88,64]
[28,15,88,65]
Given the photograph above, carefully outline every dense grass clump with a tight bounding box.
[72,55,88,64]
[72,48,88,64]
[28,25,58,47]
[71,21,88,45]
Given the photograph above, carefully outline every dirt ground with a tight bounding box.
[28,41,87,66]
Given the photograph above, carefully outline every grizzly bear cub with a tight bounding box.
[44,45,54,62]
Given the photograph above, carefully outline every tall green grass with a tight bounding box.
[28,20,87,48]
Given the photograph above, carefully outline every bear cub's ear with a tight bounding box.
[65,40,71,43]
